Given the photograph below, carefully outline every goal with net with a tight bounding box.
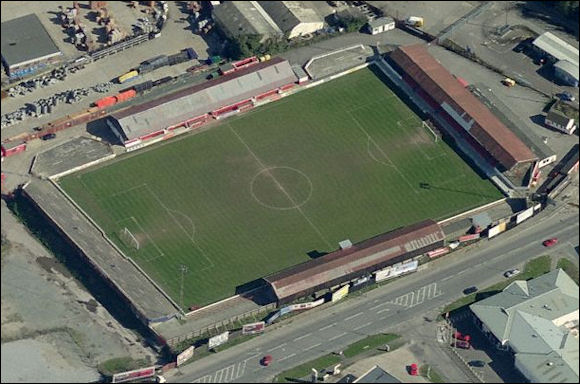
[119,227,140,250]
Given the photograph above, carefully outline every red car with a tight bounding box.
[453,331,471,342]
[543,238,558,247]
[409,363,418,376]
[453,340,471,349]
[261,355,273,366]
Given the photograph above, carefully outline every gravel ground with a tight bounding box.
[0,200,157,383]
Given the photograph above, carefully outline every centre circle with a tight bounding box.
[250,167,313,210]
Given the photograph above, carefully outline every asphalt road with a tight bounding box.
[169,204,578,383]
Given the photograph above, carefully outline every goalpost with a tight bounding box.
[422,120,440,142]
[119,227,140,250]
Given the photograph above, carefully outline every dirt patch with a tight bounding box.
[36,256,73,278]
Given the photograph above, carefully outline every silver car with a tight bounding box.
[504,269,521,278]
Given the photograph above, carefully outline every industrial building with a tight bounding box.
[532,32,579,87]
[258,1,324,39]
[545,109,577,135]
[1,14,62,78]
[263,219,445,305]
[389,45,536,172]
[213,1,283,43]
[470,269,579,383]
[108,57,297,148]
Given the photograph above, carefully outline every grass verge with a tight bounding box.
[343,333,400,358]
[273,354,341,383]
[98,356,152,376]
[557,258,579,284]
[419,364,447,383]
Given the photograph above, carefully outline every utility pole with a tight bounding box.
[179,264,188,310]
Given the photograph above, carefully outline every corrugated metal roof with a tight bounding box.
[554,60,580,81]
[213,1,282,38]
[391,45,536,170]
[532,32,579,67]
[368,17,395,29]
[112,57,297,140]
[265,220,445,301]
[1,14,61,68]
[259,1,323,33]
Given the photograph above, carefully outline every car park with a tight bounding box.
[543,238,558,247]
[504,268,521,278]
[463,286,478,295]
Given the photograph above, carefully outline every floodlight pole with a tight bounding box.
[179,265,188,310]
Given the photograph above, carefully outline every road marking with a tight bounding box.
[215,368,224,383]
[372,302,390,309]
[293,333,312,342]
[304,343,321,351]
[379,316,388,321]
[344,312,363,321]
[353,321,373,331]
[329,332,348,341]
[376,308,390,314]
[267,343,287,352]
[224,365,235,382]
[319,323,336,331]
[279,353,297,362]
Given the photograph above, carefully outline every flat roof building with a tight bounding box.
[532,32,579,67]
[213,1,283,43]
[1,14,62,77]
[367,17,395,35]
[258,1,324,39]
[470,269,579,383]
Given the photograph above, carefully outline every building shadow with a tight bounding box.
[86,118,122,145]
[236,279,274,306]
[307,250,327,259]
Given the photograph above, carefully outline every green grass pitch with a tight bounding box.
[59,66,503,308]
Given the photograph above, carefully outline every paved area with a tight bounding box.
[31,136,114,178]
[440,1,579,100]
[368,1,481,36]
[0,201,155,383]
[23,179,179,322]
[305,44,373,79]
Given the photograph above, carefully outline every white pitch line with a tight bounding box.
[319,323,336,331]
[279,353,297,362]
[267,343,287,352]
[293,333,312,342]
[353,321,373,331]
[329,332,348,341]
[344,312,363,321]
[304,343,321,351]
[377,307,390,314]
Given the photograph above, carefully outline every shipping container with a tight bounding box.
[153,76,173,86]
[118,70,139,83]
[115,89,137,103]
[185,47,197,60]
[95,96,118,108]
[207,55,221,64]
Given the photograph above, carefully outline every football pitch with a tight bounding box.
[59,66,503,308]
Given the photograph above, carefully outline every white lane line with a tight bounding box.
[267,343,287,352]
[376,307,390,314]
[224,365,235,382]
[215,368,224,383]
[379,316,388,321]
[293,333,312,342]
[353,321,373,331]
[344,312,363,321]
[279,353,297,362]
[319,323,336,331]
[235,362,243,379]
[372,302,390,309]
[441,275,454,282]
[329,332,348,341]
[304,343,321,351]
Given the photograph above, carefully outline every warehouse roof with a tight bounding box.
[111,57,296,141]
[1,14,61,68]
[368,17,395,29]
[258,1,323,34]
[554,60,580,82]
[213,1,282,38]
[470,269,578,383]
[532,32,579,67]
[265,220,445,301]
[391,45,536,170]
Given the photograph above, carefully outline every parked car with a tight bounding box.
[409,363,418,376]
[453,331,471,342]
[40,133,56,140]
[463,286,478,295]
[504,268,521,278]
[468,360,486,368]
[543,238,558,247]
[557,92,576,102]
[453,339,471,349]
[502,78,516,87]
[261,355,273,366]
